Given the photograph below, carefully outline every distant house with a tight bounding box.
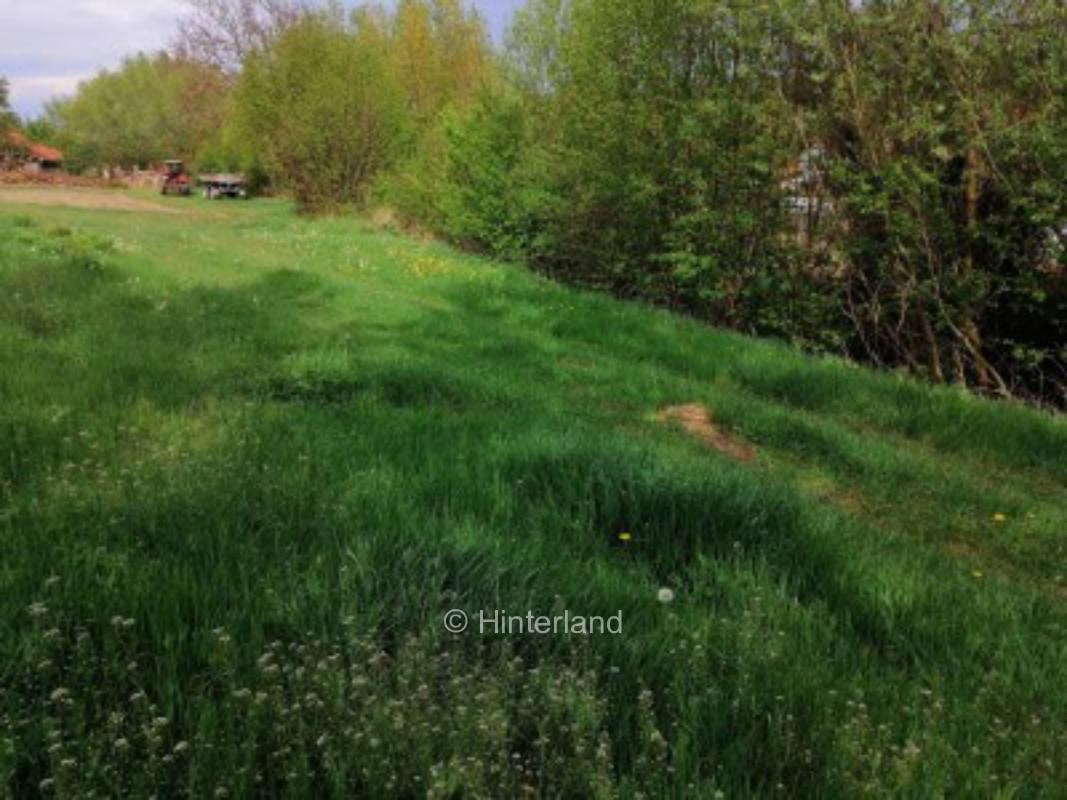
[4,130,64,172]
[780,146,834,245]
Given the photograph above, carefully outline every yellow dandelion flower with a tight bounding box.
[618,532,632,541]
[991,513,1007,523]
[972,570,983,578]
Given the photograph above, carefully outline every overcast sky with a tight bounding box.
[1,0,523,121]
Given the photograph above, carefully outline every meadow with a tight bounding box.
[1,189,1066,798]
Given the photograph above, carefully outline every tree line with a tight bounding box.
[10,0,1067,406]
[1,77,22,159]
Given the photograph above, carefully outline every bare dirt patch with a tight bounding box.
[655,403,757,463]
[944,540,980,559]
[0,187,181,214]
[0,170,127,189]
[794,472,867,514]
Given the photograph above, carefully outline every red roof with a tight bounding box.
[6,130,64,162]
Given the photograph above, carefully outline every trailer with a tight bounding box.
[199,173,249,199]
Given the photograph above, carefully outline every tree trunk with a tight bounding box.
[960,144,991,387]
[921,308,944,383]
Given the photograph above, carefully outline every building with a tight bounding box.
[780,146,834,246]
[4,130,64,172]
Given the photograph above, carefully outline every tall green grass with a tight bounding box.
[1,201,1066,798]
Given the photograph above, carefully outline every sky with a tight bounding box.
[0,0,524,121]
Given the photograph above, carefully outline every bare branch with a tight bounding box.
[172,0,317,71]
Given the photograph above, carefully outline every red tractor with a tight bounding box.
[159,160,191,196]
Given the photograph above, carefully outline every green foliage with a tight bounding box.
[20,118,57,145]
[381,89,559,260]
[0,76,17,129]
[194,113,271,195]
[389,0,499,125]
[45,53,228,168]
[423,0,828,344]
[232,1,497,214]
[0,77,19,163]
[234,12,410,212]
[792,0,1067,400]
[436,92,558,260]
[378,0,1067,405]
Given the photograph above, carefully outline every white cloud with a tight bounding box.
[7,74,88,117]
[9,75,88,95]
[80,0,177,25]
[1,0,179,117]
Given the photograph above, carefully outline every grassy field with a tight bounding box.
[2,189,1066,798]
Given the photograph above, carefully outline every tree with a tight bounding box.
[390,0,495,124]
[495,0,800,327]
[0,77,17,128]
[790,0,1067,399]
[22,118,57,144]
[0,77,16,131]
[234,11,409,211]
[46,53,228,169]
[174,0,315,72]
[428,0,1063,404]
[0,77,21,166]
[232,1,497,213]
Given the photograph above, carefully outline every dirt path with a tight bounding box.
[655,403,757,463]
[0,187,181,214]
